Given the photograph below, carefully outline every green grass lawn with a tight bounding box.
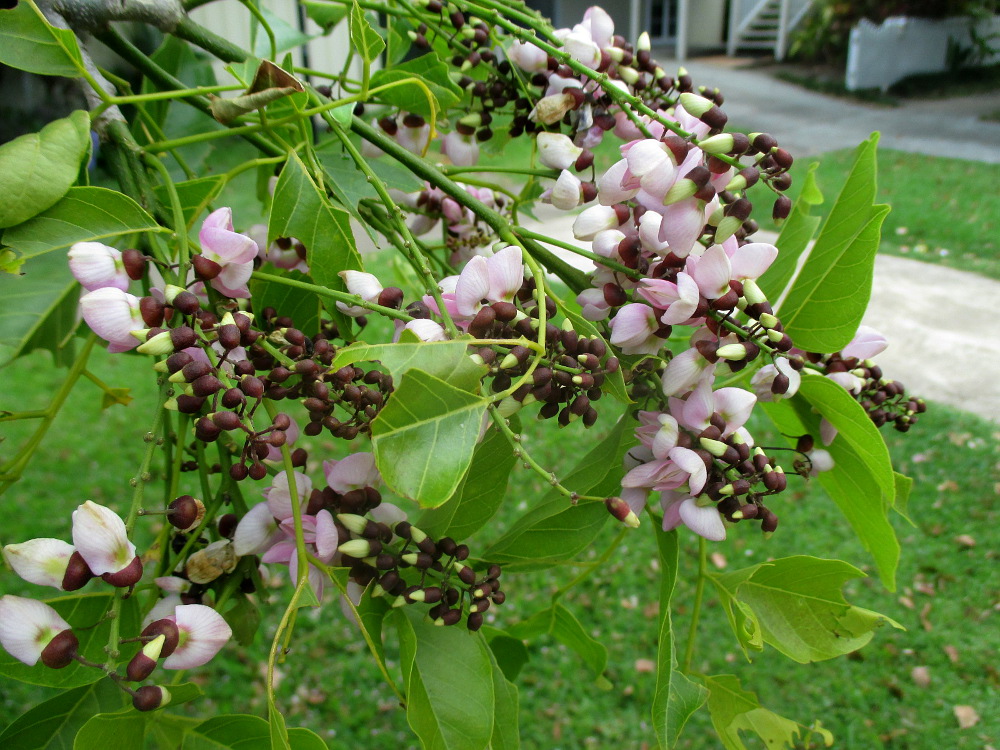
[1,346,997,748]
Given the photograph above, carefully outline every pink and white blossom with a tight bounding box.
[198,207,258,298]
[80,287,145,353]
[0,595,73,666]
[324,452,381,494]
[337,270,384,317]
[68,242,129,291]
[536,132,583,170]
[71,501,136,576]
[162,604,232,670]
[842,325,888,361]
[608,303,661,355]
[2,539,74,590]
[454,246,524,317]
[662,493,726,541]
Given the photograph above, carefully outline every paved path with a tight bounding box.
[675,56,1000,163]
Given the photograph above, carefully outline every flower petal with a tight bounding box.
[678,498,726,541]
[0,595,71,666]
[2,539,74,589]
[163,604,232,670]
[71,501,136,576]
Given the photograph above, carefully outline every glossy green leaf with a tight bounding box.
[486,640,520,750]
[349,0,385,63]
[183,715,268,749]
[303,0,349,31]
[0,111,90,228]
[703,674,833,750]
[0,250,79,368]
[0,593,140,688]
[268,704,290,750]
[716,556,902,663]
[386,16,415,66]
[651,528,707,748]
[355,582,391,664]
[708,565,764,660]
[797,373,895,500]
[330,338,486,393]
[370,55,462,118]
[396,608,494,750]
[2,187,163,262]
[506,603,608,684]
[759,163,823,301]
[418,421,517,539]
[222,593,262,647]
[482,627,530,682]
[0,2,84,77]
[268,153,361,324]
[893,471,914,524]
[248,268,321,339]
[253,9,311,58]
[0,679,124,750]
[371,368,488,507]
[778,134,889,352]
[151,176,225,229]
[762,398,899,590]
[73,712,145,750]
[485,413,633,568]
[145,714,202,748]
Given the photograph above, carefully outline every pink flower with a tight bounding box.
[609,303,661,355]
[2,539,74,590]
[0,595,73,666]
[678,380,757,437]
[454,246,524,317]
[198,207,258,298]
[751,359,801,401]
[662,493,726,541]
[79,287,144,353]
[262,470,312,520]
[508,39,548,72]
[162,604,232,670]
[324,452,381,493]
[71,501,136,577]
[337,270,384,317]
[638,273,701,325]
[536,132,583,170]
[842,325,888,361]
[441,130,479,167]
[543,170,584,211]
[68,242,129,291]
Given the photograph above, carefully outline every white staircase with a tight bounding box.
[726,0,814,60]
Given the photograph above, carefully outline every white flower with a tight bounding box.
[2,538,74,589]
[0,595,72,666]
[71,501,136,576]
[162,604,232,670]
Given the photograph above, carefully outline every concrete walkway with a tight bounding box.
[523,57,1000,420]
[677,56,1000,163]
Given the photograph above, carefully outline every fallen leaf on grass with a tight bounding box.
[943,645,960,663]
[937,480,959,492]
[954,534,976,548]
[910,666,931,688]
[920,603,933,632]
[710,552,727,569]
[634,658,655,673]
[953,705,980,729]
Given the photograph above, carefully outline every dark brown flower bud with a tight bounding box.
[192,255,222,280]
[168,495,204,530]
[172,291,201,315]
[169,326,197,351]
[101,556,143,587]
[141,618,180,658]
[176,394,206,414]
[40,629,78,669]
[132,685,170,712]
[122,249,146,280]
[61,551,94,591]
[140,297,165,327]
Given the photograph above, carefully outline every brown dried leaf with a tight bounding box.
[710,552,727,569]
[953,705,980,729]
[954,534,976,548]
[910,666,931,688]
[898,595,915,610]
[919,602,933,632]
[937,479,959,492]
[209,60,305,124]
[943,645,960,664]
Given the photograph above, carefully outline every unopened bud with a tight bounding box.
[604,496,640,528]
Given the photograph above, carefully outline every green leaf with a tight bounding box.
[330,338,486,393]
[248,268,321,338]
[486,639,520,750]
[268,153,361,323]
[759,162,823,301]
[303,0,349,31]
[507,603,608,684]
[716,556,903,663]
[703,674,833,750]
[355,582,391,664]
[0,111,90,228]
[778,134,889,353]
[708,565,764,660]
[145,714,202,748]
[485,413,633,568]
[210,60,304,124]
[0,250,79,369]
[893,471,914,524]
[418,421,517,539]
[797,374,895,501]
[0,679,125,750]
[369,55,462,118]
[254,9,311,58]
[151,176,225,230]
[2,187,163,263]
[222,594,261,647]
[482,627,530,682]
[651,528,707,748]
[370,368,488,507]
[0,2,84,77]
[74,712,145,750]
[0,593,140,688]
[386,16,415,66]
[349,0,385,63]
[762,398,900,590]
[395,608,494,750]
[287,728,329,750]
[183,715,271,749]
